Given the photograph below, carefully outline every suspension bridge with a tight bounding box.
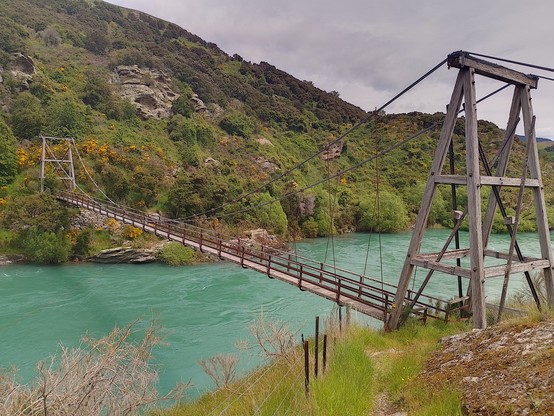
[44,51,554,330]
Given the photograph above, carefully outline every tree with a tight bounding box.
[0,321,185,414]
[0,118,18,187]
[39,27,62,47]
[165,173,204,218]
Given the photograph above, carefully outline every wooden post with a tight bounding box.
[314,316,319,378]
[520,86,554,306]
[386,70,465,331]
[303,340,310,398]
[463,67,487,329]
[323,334,328,373]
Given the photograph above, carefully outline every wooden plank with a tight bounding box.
[434,174,467,185]
[435,175,540,188]
[483,249,535,262]
[448,51,538,88]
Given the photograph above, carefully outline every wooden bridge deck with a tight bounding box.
[58,192,449,323]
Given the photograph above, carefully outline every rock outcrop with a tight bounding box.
[113,65,179,119]
[0,53,36,90]
[421,318,554,415]
[88,246,158,264]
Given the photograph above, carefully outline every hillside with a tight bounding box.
[0,0,553,263]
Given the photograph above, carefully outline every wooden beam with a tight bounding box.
[385,70,466,331]
[409,257,471,278]
[484,259,552,278]
[414,249,470,261]
[479,176,540,187]
[464,67,487,329]
[448,51,538,88]
[520,86,554,306]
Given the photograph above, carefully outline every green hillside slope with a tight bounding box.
[0,0,553,263]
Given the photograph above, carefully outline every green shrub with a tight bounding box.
[158,242,197,265]
[22,228,71,264]
[0,118,18,187]
[172,95,194,118]
[72,227,93,259]
[357,190,410,232]
[219,111,257,138]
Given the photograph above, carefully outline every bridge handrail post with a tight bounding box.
[319,263,324,283]
[217,234,223,260]
[240,245,246,268]
[266,255,272,277]
[336,278,342,305]
[199,230,204,253]
[298,264,304,289]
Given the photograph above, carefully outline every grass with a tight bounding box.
[155,318,470,416]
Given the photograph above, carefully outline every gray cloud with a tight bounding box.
[108,0,554,137]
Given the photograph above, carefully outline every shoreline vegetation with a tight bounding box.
[3,306,551,415]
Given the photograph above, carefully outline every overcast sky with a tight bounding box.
[107,0,554,139]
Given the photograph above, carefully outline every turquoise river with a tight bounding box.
[1,230,552,398]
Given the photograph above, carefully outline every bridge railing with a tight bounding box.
[58,191,448,321]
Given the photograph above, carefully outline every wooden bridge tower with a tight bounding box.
[386,51,554,330]
[40,136,76,192]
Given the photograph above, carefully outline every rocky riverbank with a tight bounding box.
[420,317,554,415]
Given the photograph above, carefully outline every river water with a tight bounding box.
[0,230,552,398]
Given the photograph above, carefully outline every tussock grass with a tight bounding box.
[158,319,470,416]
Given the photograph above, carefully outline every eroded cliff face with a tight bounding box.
[420,318,554,415]
[113,65,179,119]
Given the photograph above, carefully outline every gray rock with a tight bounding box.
[88,247,158,264]
[113,65,179,119]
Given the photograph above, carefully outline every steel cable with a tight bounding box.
[180,58,448,221]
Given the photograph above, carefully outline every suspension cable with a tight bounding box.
[466,51,554,73]
[211,81,512,222]
[71,139,116,204]
[180,57,448,221]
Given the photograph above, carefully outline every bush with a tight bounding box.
[0,118,18,187]
[22,229,71,264]
[0,321,185,415]
[9,92,46,139]
[172,94,194,118]
[72,227,93,259]
[357,190,410,232]
[219,111,257,138]
[158,242,197,265]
